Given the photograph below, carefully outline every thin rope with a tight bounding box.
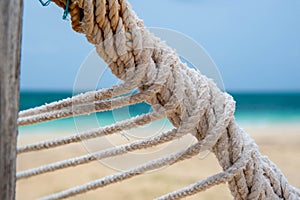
[17,87,219,179]
[31,90,235,199]
[18,61,167,122]
[17,73,212,179]
[62,0,69,19]
[157,142,253,200]
[19,84,130,118]
[40,135,224,200]
[159,172,239,200]
[17,110,167,154]
[18,89,155,126]
[17,129,177,180]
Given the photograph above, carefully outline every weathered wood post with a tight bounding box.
[0,0,23,199]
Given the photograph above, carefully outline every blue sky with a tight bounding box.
[21,0,300,92]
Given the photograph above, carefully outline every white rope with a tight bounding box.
[17,110,167,154]
[17,129,177,180]
[17,82,213,179]
[39,131,226,200]
[18,89,152,126]
[16,0,300,199]
[157,140,254,200]
[19,84,123,118]
[18,63,168,126]
[27,79,235,199]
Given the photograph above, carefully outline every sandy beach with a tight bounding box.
[16,123,300,200]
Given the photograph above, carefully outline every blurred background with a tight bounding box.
[17,1,300,199]
[20,0,300,124]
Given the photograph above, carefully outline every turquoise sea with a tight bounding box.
[19,91,300,135]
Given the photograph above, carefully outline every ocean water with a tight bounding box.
[232,92,300,125]
[19,91,300,135]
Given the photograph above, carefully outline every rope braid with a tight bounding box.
[18,0,300,199]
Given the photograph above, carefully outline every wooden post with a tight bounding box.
[0,1,23,199]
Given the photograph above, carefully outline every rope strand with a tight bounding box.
[40,138,218,200]
[157,139,254,200]
[19,81,143,118]
[17,111,167,154]
[17,129,177,180]
[18,90,155,126]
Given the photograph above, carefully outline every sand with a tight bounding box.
[16,123,300,200]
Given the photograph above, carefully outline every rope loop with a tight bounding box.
[38,0,51,6]
[62,0,70,20]
[38,0,69,20]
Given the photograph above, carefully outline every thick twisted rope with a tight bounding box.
[18,0,300,199]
